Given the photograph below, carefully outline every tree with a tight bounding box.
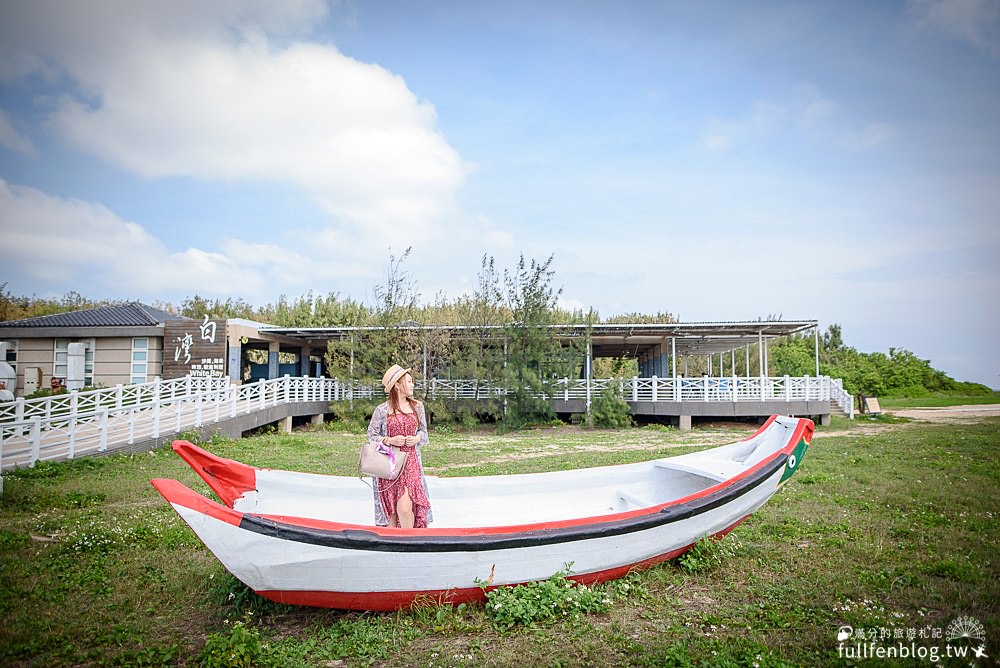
[500,254,570,427]
[327,247,423,385]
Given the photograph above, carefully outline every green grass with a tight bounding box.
[877,392,1000,408]
[1,417,997,666]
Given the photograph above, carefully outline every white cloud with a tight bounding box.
[910,0,1000,58]
[0,178,273,297]
[796,84,839,128]
[702,100,788,152]
[844,122,896,150]
[0,1,470,248]
[0,107,34,155]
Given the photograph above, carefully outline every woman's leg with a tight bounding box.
[396,489,415,528]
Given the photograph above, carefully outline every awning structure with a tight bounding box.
[260,320,818,360]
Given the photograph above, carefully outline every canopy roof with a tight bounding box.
[261,320,818,359]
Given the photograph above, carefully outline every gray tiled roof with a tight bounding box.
[0,303,192,328]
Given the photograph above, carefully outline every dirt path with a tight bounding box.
[885,404,1000,421]
[811,403,1000,439]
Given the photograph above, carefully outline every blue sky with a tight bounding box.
[1,1,998,387]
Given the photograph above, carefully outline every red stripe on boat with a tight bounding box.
[150,478,244,527]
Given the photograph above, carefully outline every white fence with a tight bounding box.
[1,374,850,472]
[1,376,340,471]
[422,375,847,406]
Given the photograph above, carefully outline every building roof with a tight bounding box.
[0,302,191,328]
[261,320,819,358]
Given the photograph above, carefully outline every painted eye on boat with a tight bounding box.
[787,455,797,469]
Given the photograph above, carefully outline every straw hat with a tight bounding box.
[381,364,411,393]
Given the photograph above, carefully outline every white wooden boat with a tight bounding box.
[152,414,812,610]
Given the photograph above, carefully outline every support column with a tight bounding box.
[227,337,242,383]
[300,346,311,377]
[814,325,821,377]
[671,337,677,378]
[820,414,831,427]
[310,413,324,427]
[678,415,692,432]
[268,341,279,380]
[279,415,292,433]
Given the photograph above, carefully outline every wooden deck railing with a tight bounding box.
[1,374,850,472]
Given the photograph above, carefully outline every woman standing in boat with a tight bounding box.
[367,364,433,528]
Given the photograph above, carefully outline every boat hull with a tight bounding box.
[153,415,812,610]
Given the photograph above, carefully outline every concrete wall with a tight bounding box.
[551,398,831,430]
[1,335,166,396]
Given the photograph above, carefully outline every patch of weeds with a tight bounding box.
[59,490,108,508]
[1,487,107,512]
[271,613,420,665]
[199,614,269,668]
[39,552,112,600]
[858,412,910,425]
[479,564,614,631]
[174,429,231,448]
[0,528,29,550]
[912,505,950,528]
[57,510,186,554]
[832,597,908,628]
[922,557,981,581]
[208,571,290,618]
[797,471,838,485]
[407,600,485,634]
[108,643,182,667]
[640,638,800,667]
[643,423,676,432]
[677,536,743,574]
[7,456,106,480]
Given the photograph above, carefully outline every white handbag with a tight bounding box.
[359,440,408,480]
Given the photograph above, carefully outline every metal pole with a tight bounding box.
[671,337,677,378]
[758,331,764,378]
[814,324,820,376]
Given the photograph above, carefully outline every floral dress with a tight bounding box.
[367,402,433,527]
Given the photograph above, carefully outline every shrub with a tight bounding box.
[589,383,633,428]
[198,616,268,668]
[677,535,743,574]
[480,565,613,631]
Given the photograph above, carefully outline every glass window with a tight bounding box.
[130,338,149,385]
[53,339,68,379]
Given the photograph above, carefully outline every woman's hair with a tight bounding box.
[388,373,421,418]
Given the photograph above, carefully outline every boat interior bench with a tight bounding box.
[652,458,747,483]
[616,489,656,509]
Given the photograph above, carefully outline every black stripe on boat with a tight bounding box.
[236,454,787,553]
